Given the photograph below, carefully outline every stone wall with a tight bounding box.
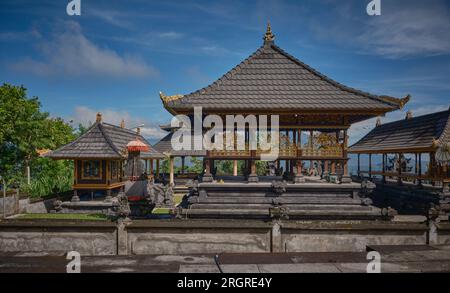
[434,222,450,245]
[280,222,427,252]
[127,220,272,255]
[0,194,19,217]
[0,220,117,256]
[0,218,441,256]
[1,196,54,217]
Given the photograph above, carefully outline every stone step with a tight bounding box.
[205,192,353,198]
[190,204,372,211]
[173,186,190,192]
[181,208,384,220]
[195,197,361,205]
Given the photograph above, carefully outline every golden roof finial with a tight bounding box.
[263,21,275,43]
[120,119,125,128]
[96,112,102,123]
[136,127,141,135]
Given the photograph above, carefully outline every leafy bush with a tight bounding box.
[21,158,73,198]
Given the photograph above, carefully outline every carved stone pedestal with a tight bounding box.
[71,191,80,202]
[248,174,259,183]
[341,175,352,184]
[202,174,214,183]
[293,174,305,183]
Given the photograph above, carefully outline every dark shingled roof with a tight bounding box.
[153,131,206,157]
[349,109,450,153]
[161,38,407,114]
[46,122,164,159]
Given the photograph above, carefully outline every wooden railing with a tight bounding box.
[301,148,343,158]
[210,145,343,158]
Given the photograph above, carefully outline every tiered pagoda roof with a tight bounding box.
[153,125,206,157]
[160,23,409,123]
[45,114,164,159]
[349,108,450,154]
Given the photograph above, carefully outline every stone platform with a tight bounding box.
[182,180,387,220]
[2,244,450,273]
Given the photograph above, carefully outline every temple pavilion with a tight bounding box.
[159,24,409,185]
[153,124,206,185]
[45,113,164,201]
[349,108,450,193]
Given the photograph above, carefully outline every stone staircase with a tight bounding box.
[179,181,391,220]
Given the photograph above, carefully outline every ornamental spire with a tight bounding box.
[96,112,102,123]
[263,21,275,43]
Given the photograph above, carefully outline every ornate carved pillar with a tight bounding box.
[169,156,174,186]
[443,164,449,193]
[294,129,305,183]
[331,161,336,175]
[202,152,213,182]
[341,130,351,183]
[430,152,436,186]
[418,153,423,187]
[397,153,403,185]
[233,160,238,176]
[357,154,361,178]
[73,159,78,186]
[323,160,329,181]
[248,151,258,183]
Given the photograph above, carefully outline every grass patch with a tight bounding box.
[17,213,109,221]
[174,193,184,206]
[151,208,171,215]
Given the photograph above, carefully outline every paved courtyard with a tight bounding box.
[1,245,450,273]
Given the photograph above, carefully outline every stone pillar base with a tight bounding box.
[202,174,214,183]
[71,195,80,202]
[329,174,338,184]
[293,175,305,183]
[443,184,450,195]
[248,174,259,183]
[340,176,352,184]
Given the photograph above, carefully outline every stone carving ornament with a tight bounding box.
[147,183,174,208]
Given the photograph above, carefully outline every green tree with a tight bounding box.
[256,161,268,176]
[0,83,43,184]
[216,160,234,175]
[186,157,203,174]
[0,83,75,197]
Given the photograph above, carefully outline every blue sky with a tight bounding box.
[1,0,450,143]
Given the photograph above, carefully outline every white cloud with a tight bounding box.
[307,0,450,59]
[70,106,167,140]
[11,21,159,78]
[0,28,41,41]
[89,9,134,29]
[157,31,184,39]
[358,1,450,58]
